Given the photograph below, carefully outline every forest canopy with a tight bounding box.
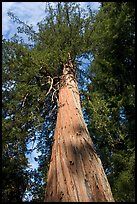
[2,2,135,202]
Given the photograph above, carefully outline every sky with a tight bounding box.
[2,2,100,170]
[2,2,100,40]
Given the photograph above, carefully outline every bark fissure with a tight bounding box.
[44,54,114,202]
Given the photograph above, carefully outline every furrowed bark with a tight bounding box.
[44,53,114,202]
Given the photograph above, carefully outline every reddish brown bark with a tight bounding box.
[44,54,114,202]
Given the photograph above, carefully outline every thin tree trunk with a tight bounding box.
[44,53,114,202]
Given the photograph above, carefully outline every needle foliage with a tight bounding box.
[2,2,135,202]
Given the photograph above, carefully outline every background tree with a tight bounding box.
[2,35,53,202]
[83,2,135,202]
[2,39,29,202]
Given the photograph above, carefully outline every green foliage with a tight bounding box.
[108,150,135,202]
[83,2,135,202]
[2,37,54,202]
[3,2,135,202]
[36,2,93,60]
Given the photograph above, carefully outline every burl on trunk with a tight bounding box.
[44,53,114,202]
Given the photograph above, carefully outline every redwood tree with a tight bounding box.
[44,53,114,202]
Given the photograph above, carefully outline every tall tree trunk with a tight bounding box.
[44,53,114,202]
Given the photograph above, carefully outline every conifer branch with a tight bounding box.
[45,76,54,97]
[21,93,29,108]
